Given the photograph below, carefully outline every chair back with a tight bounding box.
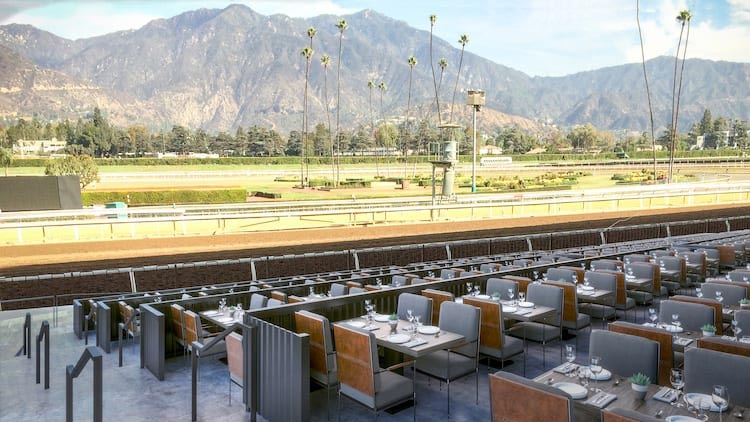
[480,263,501,273]
[542,280,578,325]
[512,259,532,268]
[735,309,750,334]
[669,296,722,334]
[397,293,433,325]
[489,371,572,422]
[391,275,408,286]
[346,281,363,289]
[623,254,650,263]
[183,310,202,344]
[486,278,518,301]
[329,283,348,297]
[608,321,673,386]
[584,271,617,306]
[558,266,585,284]
[589,329,659,383]
[659,300,715,333]
[226,332,243,385]
[702,282,747,306]
[590,259,622,271]
[716,245,738,267]
[295,310,336,385]
[333,324,376,400]
[267,298,284,308]
[270,290,287,303]
[546,268,576,284]
[170,304,186,342]
[527,283,563,326]
[626,262,660,293]
[656,256,686,284]
[697,336,750,358]
[249,293,268,310]
[421,289,454,326]
[502,275,532,294]
[679,251,706,278]
[595,270,628,306]
[438,301,480,358]
[727,269,750,283]
[684,347,750,407]
[440,268,463,279]
[463,297,507,352]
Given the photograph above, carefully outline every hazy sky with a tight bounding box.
[1,0,748,76]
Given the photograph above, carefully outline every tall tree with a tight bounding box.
[450,34,469,123]
[334,19,348,186]
[368,79,379,176]
[438,58,448,93]
[320,53,334,181]
[429,14,441,126]
[378,81,389,174]
[668,9,691,182]
[301,44,314,187]
[44,154,99,189]
[406,55,418,174]
[636,0,657,182]
[0,147,11,176]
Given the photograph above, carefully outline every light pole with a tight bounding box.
[467,89,485,193]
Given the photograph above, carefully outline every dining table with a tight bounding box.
[535,365,747,421]
[575,286,615,305]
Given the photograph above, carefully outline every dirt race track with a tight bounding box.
[2,203,750,278]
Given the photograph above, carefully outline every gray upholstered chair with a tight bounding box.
[659,300,714,332]
[486,278,518,300]
[409,277,428,285]
[657,256,685,294]
[624,263,656,305]
[479,263,499,273]
[489,371,573,422]
[589,329,659,383]
[512,259,532,267]
[266,298,284,308]
[295,311,338,419]
[415,301,480,415]
[694,248,720,276]
[329,283,348,297]
[734,309,750,335]
[726,269,750,283]
[590,259,621,271]
[440,268,458,279]
[702,282,747,307]
[579,271,617,324]
[684,347,750,407]
[508,283,564,367]
[226,332,243,405]
[623,253,651,263]
[546,267,577,283]
[333,324,415,421]
[396,293,433,325]
[463,297,525,373]
[680,251,707,283]
[248,293,267,310]
[391,275,408,286]
[349,287,366,294]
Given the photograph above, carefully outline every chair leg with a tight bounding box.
[229,378,232,406]
[337,390,342,422]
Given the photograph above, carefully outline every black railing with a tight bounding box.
[118,308,140,367]
[15,312,31,359]
[66,346,103,422]
[36,320,50,389]
[191,322,256,422]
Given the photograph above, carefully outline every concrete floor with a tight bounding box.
[0,304,644,422]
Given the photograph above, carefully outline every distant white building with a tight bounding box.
[479,145,503,155]
[13,138,66,156]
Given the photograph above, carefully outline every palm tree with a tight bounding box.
[334,19,348,186]
[438,58,448,92]
[378,81,388,174]
[450,34,469,123]
[668,10,690,183]
[637,0,657,182]
[301,45,314,187]
[368,79,379,176]
[429,14,441,126]
[320,53,334,182]
[406,55,418,175]
[670,9,692,183]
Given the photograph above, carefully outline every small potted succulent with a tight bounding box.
[740,298,750,310]
[388,313,399,334]
[630,373,651,400]
[701,324,716,337]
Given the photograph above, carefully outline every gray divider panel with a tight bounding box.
[72,300,84,339]
[140,304,165,381]
[95,303,111,353]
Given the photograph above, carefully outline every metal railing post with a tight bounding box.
[66,346,103,422]
[15,313,31,359]
[36,321,50,389]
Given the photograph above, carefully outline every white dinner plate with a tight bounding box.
[417,325,440,335]
[685,393,728,412]
[373,314,391,322]
[665,416,702,422]
[552,382,587,399]
[216,316,234,324]
[582,368,612,381]
[347,320,366,328]
[475,294,491,300]
[518,301,535,308]
[581,285,595,291]
[386,334,411,344]
[502,306,518,313]
[455,298,464,304]
[202,310,220,316]
[663,324,684,333]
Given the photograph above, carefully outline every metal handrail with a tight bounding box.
[117,308,140,367]
[36,320,50,389]
[15,313,31,359]
[190,322,256,422]
[66,346,103,422]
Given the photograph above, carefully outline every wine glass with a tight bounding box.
[376,277,382,287]
[732,319,743,341]
[473,284,480,296]
[670,368,685,408]
[715,291,724,304]
[308,286,315,297]
[413,315,422,339]
[712,385,729,422]
[519,291,526,303]
[577,366,589,390]
[508,288,515,306]
[589,355,602,392]
[672,313,681,330]
[744,276,749,284]
[565,344,576,376]
[466,282,473,296]
[407,309,414,329]
[583,277,590,289]
[696,287,703,298]
[533,271,539,280]
[572,274,578,284]
[648,308,659,326]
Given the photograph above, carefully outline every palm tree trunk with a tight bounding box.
[335,36,344,187]
[668,22,686,183]
[324,68,334,184]
[637,0,657,182]
[370,87,379,176]
[430,27,441,126]
[450,46,466,123]
[673,18,691,164]
[406,67,413,178]
[302,62,309,188]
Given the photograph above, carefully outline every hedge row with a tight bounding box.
[82,189,247,206]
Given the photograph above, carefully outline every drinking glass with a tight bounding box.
[577,367,590,389]
[716,291,724,304]
[696,287,703,298]
[648,308,659,326]
[533,271,539,280]
[508,289,515,306]
[466,282,473,296]
[732,319,743,340]
[376,277,382,287]
[473,284,480,296]
[407,309,414,329]
[580,262,586,269]
[565,345,576,377]
[583,277,590,288]
[670,368,685,407]
[712,385,729,422]
[308,286,315,297]
[744,276,749,283]
[519,292,526,303]
[572,274,578,284]
[672,313,680,330]
[589,356,602,392]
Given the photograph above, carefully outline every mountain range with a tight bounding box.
[0,4,748,135]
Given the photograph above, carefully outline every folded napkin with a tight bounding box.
[653,387,679,404]
[674,337,693,346]
[365,325,380,332]
[723,308,733,314]
[553,362,578,374]
[642,322,657,327]
[585,391,617,408]
[720,335,737,341]
[403,338,428,348]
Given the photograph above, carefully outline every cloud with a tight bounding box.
[242,0,354,17]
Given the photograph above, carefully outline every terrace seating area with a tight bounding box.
[3,219,750,421]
